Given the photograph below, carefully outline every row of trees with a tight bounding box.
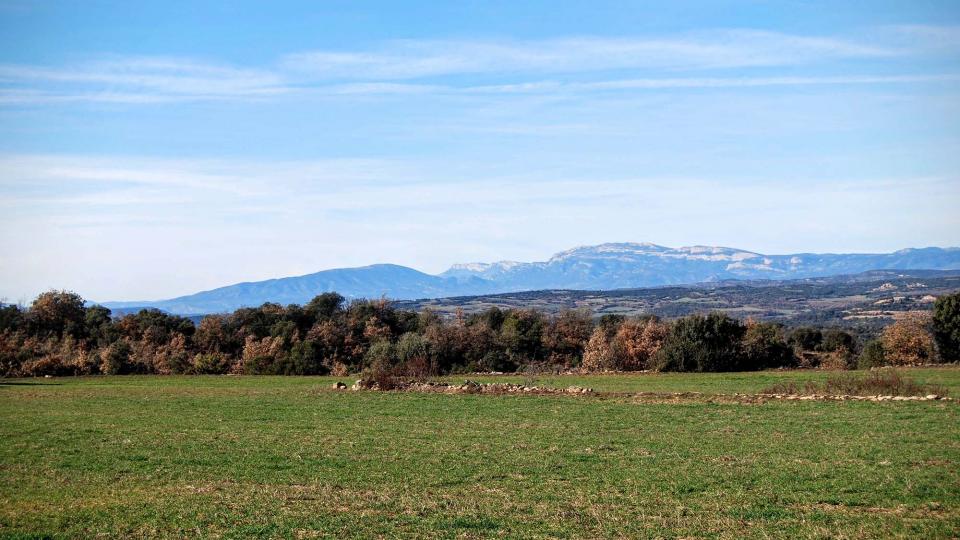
[1,290,958,378]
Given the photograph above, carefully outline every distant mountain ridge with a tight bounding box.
[102,264,495,315]
[440,243,960,291]
[101,243,960,315]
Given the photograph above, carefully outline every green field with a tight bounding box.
[2,371,959,538]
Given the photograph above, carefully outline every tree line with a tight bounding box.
[1,290,958,378]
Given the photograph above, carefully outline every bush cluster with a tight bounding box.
[763,370,948,397]
[1,290,958,377]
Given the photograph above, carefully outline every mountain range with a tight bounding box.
[101,243,960,315]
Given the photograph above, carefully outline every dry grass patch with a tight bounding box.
[763,369,949,397]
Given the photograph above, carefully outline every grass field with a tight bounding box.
[2,370,959,538]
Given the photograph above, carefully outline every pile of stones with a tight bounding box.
[330,380,950,402]
[334,379,592,395]
[739,393,948,402]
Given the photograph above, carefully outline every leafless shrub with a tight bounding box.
[763,369,947,397]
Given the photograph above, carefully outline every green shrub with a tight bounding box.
[282,341,324,375]
[933,292,960,362]
[364,340,396,369]
[653,313,745,372]
[857,339,886,370]
[360,341,403,389]
[101,341,132,375]
[192,352,232,374]
[821,329,855,354]
[479,350,514,372]
[788,327,822,352]
[396,332,430,365]
[742,321,794,369]
[500,310,545,363]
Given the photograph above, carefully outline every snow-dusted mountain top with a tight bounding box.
[446,260,526,273]
[545,243,762,262]
[440,243,960,288]
[445,242,771,275]
[104,242,960,315]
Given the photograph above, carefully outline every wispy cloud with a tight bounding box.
[3,153,955,214]
[2,27,957,105]
[6,72,958,104]
[0,56,290,103]
[0,154,417,203]
[282,30,895,80]
[883,24,960,53]
[334,73,960,96]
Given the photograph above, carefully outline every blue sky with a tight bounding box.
[1,0,959,302]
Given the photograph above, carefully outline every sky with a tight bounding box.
[1,0,959,303]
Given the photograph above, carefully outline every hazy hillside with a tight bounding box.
[101,243,960,315]
[102,264,495,315]
[399,269,960,332]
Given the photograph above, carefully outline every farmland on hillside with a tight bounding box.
[396,270,960,333]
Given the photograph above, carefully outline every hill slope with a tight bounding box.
[398,269,960,332]
[102,264,495,315]
[101,243,960,315]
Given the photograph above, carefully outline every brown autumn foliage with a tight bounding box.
[28,290,86,337]
[610,318,669,371]
[881,313,937,366]
[362,317,392,342]
[329,361,350,376]
[241,335,288,373]
[2,288,944,379]
[582,317,668,371]
[542,310,593,366]
[194,315,231,353]
[307,319,350,370]
[581,326,614,372]
[818,350,853,370]
[19,336,97,376]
